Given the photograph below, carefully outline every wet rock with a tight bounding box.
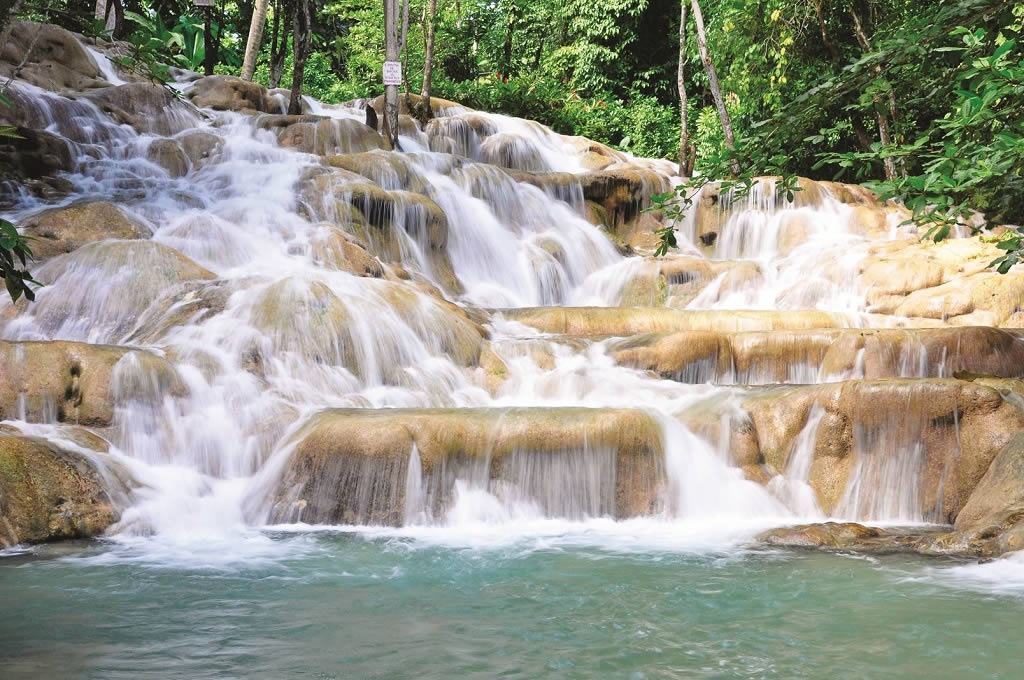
[271,407,664,525]
[740,378,1024,522]
[0,127,75,205]
[498,307,849,336]
[176,130,224,169]
[21,201,152,259]
[0,22,104,92]
[85,83,199,135]
[0,433,131,547]
[910,434,1024,558]
[0,339,182,427]
[609,327,1024,385]
[369,93,469,119]
[19,241,216,343]
[186,75,278,113]
[758,522,887,549]
[309,226,385,277]
[146,138,189,177]
[260,115,384,155]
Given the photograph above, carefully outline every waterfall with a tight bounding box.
[1,29,1019,560]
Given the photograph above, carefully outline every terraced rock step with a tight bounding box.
[494,307,855,335]
[608,326,1024,384]
[271,407,665,526]
[683,377,1024,523]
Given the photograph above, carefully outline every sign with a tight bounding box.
[193,0,215,6]
[382,61,402,86]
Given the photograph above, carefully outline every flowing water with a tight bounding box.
[2,36,1023,677]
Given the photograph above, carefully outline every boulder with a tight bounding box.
[0,339,183,427]
[0,22,104,92]
[258,114,384,155]
[0,433,131,547]
[85,83,199,135]
[20,201,152,259]
[309,226,385,277]
[740,379,1024,522]
[271,407,664,525]
[0,127,74,206]
[176,130,224,169]
[146,138,189,177]
[186,75,277,113]
[18,240,216,343]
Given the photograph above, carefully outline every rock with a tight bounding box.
[176,130,224,169]
[757,522,887,549]
[271,407,664,525]
[309,226,385,277]
[19,241,216,343]
[20,201,152,259]
[912,433,1024,558]
[186,75,275,113]
[0,127,75,206]
[369,94,469,119]
[258,114,384,155]
[146,138,189,177]
[0,22,104,92]
[85,83,199,136]
[740,379,1024,521]
[608,327,1024,385]
[0,433,131,547]
[497,307,850,336]
[0,339,183,427]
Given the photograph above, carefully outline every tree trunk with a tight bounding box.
[850,6,897,180]
[690,0,739,176]
[203,9,215,75]
[677,1,692,175]
[268,0,289,89]
[241,0,269,81]
[420,0,437,119]
[502,1,516,79]
[288,0,312,115]
[383,0,401,149]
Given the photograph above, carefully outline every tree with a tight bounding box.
[267,0,289,89]
[419,0,437,120]
[382,0,408,149]
[288,0,312,114]
[677,1,692,175]
[241,0,270,81]
[690,0,739,175]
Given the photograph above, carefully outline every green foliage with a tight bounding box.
[0,219,37,303]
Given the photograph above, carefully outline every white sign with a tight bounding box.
[382,61,402,86]
[193,0,215,6]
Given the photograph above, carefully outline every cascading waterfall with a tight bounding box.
[2,32,1017,562]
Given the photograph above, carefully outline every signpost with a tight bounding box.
[382,61,402,86]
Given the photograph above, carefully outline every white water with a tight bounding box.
[0,38,1019,583]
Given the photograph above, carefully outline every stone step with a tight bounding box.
[270,407,665,526]
[492,306,857,336]
[680,376,1024,524]
[606,326,1024,384]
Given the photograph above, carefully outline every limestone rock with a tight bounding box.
[0,433,130,547]
[21,201,152,259]
[86,83,199,136]
[0,22,104,92]
[272,407,665,525]
[186,75,274,113]
[0,340,183,427]
[258,115,384,155]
